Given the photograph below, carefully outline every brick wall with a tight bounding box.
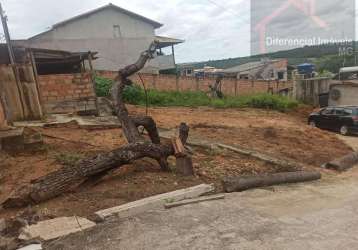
[98,71,293,96]
[38,73,97,114]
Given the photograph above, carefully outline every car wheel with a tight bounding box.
[309,121,316,127]
[340,125,349,136]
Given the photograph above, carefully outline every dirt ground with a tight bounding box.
[130,106,351,167]
[0,106,352,220]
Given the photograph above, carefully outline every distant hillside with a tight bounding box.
[180,43,357,73]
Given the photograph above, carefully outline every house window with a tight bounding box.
[113,25,121,38]
[278,71,285,80]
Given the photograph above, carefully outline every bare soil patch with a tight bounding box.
[129,106,351,166]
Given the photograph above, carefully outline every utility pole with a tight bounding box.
[0,2,25,118]
[0,2,16,65]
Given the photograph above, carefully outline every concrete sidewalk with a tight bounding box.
[45,167,358,250]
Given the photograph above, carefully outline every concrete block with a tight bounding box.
[19,217,96,241]
[0,128,25,152]
[17,244,42,250]
[94,184,215,222]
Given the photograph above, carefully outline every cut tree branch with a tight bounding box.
[2,41,191,208]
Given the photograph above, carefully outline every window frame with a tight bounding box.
[113,25,122,38]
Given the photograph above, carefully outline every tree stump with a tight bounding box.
[176,156,194,176]
[172,136,194,176]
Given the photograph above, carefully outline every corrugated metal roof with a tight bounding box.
[223,61,264,74]
[223,59,286,74]
[0,44,97,64]
[155,36,184,48]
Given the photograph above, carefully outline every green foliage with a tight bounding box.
[122,84,145,104]
[55,153,83,167]
[122,85,299,112]
[314,54,356,73]
[95,76,114,97]
[93,76,298,112]
[315,69,335,78]
[181,42,358,72]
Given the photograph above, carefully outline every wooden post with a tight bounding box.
[29,49,44,109]
[176,74,179,91]
[234,78,238,96]
[88,51,99,115]
[0,95,8,129]
[152,74,157,89]
[171,45,178,75]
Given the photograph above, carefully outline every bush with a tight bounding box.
[243,94,299,111]
[94,77,299,112]
[121,85,299,112]
[95,76,113,97]
[123,84,145,104]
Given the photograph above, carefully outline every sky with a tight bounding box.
[0,0,356,63]
[251,0,356,55]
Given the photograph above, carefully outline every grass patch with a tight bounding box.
[123,85,299,112]
[95,76,299,112]
[55,153,83,167]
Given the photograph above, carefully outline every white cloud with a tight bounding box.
[1,0,356,63]
[0,0,250,63]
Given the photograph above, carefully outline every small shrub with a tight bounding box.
[240,94,299,111]
[55,153,83,166]
[95,77,113,97]
[123,84,145,104]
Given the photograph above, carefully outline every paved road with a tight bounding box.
[45,136,358,250]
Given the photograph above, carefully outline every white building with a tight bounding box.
[223,59,288,80]
[20,3,183,73]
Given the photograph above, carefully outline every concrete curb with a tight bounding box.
[94,184,215,222]
[19,217,96,241]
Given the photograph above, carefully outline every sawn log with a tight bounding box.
[222,171,322,193]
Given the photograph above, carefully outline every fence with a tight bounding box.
[98,71,293,96]
[0,98,6,128]
[0,64,43,122]
[293,77,332,106]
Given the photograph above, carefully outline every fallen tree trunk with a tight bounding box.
[325,152,358,172]
[222,171,322,193]
[2,140,186,208]
[2,41,191,208]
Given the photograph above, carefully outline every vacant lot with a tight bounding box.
[0,106,352,220]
